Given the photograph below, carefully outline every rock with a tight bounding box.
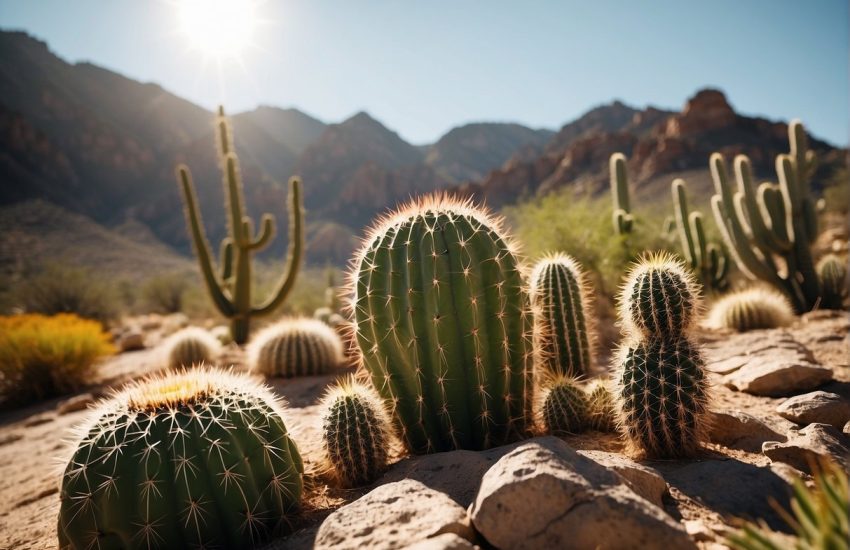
[56,393,95,415]
[577,450,668,507]
[139,315,162,331]
[723,359,833,397]
[776,391,850,429]
[162,313,189,334]
[706,410,786,452]
[763,423,850,474]
[119,331,145,352]
[469,437,694,550]
[684,520,716,542]
[703,330,803,365]
[314,480,474,550]
[404,534,477,550]
[845,420,850,435]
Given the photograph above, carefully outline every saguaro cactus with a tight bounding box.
[350,194,534,453]
[177,107,304,344]
[710,120,820,312]
[610,153,634,235]
[672,178,729,292]
[58,367,303,549]
[529,254,594,378]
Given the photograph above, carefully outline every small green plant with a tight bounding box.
[817,255,848,310]
[164,327,221,369]
[58,367,304,549]
[610,153,634,236]
[248,318,344,378]
[529,253,594,378]
[17,264,118,324]
[586,379,616,432]
[0,314,114,406]
[350,195,534,453]
[539,376,589,435]
[672,178,729,292]
[176,107,304,344]
[727,461,848,550]
[320,376,392,487]
[142,273,189,313]
[708,287,795,332]
[616,253,709,458]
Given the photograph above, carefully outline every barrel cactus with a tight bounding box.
[164,327,221,369]
[58,367,304,549]
[248,318,344,378]
[349,195,534,453]
[539,376,589,435]
[708,287,794,332]
[529,254,594,378]
[320,377,392,487]
[586,379,616,432]
[818,255,848,310]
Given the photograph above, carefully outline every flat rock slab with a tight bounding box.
[577,450,668,507]
[723,360,833,397]
[763,423,850,474]
[776,391,850,429]
[706,410,786,453]
[405,534,478,550]
[470,437,695,550]
[314,479,474,550]
[703,330,805,366]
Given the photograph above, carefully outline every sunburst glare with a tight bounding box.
[177,0,260,60]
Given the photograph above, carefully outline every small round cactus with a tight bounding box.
[586,379,616,432]
[617,337,708,458]
[707,287,794,332]
[529,253,595,378]
[320,377,392,487]
[58,367,304,549]
[248,317,344,378]
[164,326,221,369]
[817,254,848,310]
[619,252,701,338]
[539,376,590,435]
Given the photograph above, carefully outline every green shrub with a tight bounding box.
[0,313,115,406]
[15,264,118,324]
[142,272,189,313]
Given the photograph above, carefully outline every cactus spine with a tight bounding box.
[529,254,593,378]
[708,287,794,332]
[672,178,729,292]
[320,377,392,487]
[177,107,304,344]
[58,367,303,549]
[710,120,820,313]
[164,327,221,369]
[539,376,589,435]
[817,255,848,310]
[248,318,344,378]
[350,195,534,453]
[616,253,708,458]
[610,153,634,235]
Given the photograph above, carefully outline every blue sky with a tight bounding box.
[1,0,847,145]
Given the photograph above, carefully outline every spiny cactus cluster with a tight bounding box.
[164,326,221,369]
[177,107,304,344]
[708,287,794,332]
[616,253,709,458]
[529,254,594,378]
[586,379,617,432]
[320,377,392,487]
[248,318,344,378]
[349,194,534,453]
[672,178,729,292]
[58,367,303,549]
[539,376,589,435]
[817,255,848,310]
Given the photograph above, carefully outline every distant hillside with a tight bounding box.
[235,106,327,156]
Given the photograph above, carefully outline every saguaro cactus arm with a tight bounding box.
[610,153,634,235]
[672,178,729,290]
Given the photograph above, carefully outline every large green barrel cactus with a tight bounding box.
[58,367,303,549]
[350,195,534,453]
[320,377,392,487]
[177,107,304,344]
[529,254,594,378]
[817,255,848,310]
[248,318,344,378]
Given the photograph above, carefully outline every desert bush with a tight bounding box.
[15,264,119,324]
[0,313,115,406]
[142,272,189,313]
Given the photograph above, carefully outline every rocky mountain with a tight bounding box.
[234,106,326,156]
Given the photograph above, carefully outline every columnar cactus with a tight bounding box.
[586,380,616,432]
[164,327,221,369]
[710,120,820,313]
[177,107,304,344]
[708,287,796,332]
[349,195,534,453]
[248,318,344,378]
[539,376,589,435]
[529,254,594,378]
[58,367,304,549]
[616,253,709,458]
[610,153,634,235]
[320,377,392,487]
[817,255,848,310]
[672,178,729,292]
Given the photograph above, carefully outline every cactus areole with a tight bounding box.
[350,195,533,453]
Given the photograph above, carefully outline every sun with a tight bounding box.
[177,0,259,60]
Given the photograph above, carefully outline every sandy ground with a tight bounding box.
[1,312,848,549]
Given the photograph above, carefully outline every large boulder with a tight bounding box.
[776,391,850,429]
